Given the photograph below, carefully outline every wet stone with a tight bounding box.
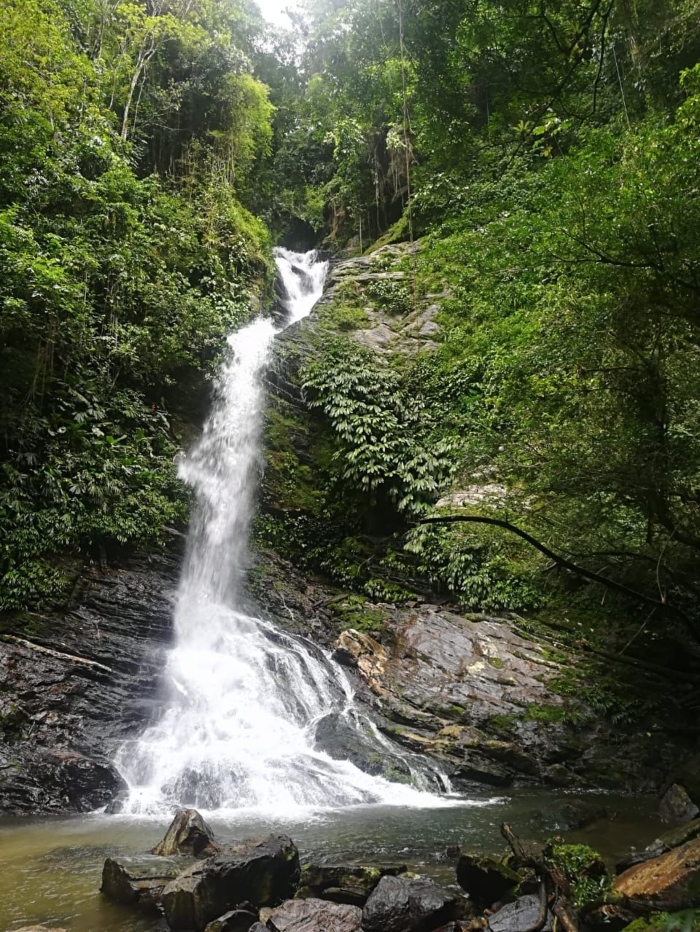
[296,863,406,906]
[203,906,259,932]
[456,855,521,909]
[152,807,220,857]
[362,875,461,932]
[267,897,363,932]
[162,834,300,931]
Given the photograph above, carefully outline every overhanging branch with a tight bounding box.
[413,513,700,638]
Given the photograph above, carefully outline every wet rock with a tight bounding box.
[660,784,699,824]
[203,906,258,932]
[0,551,178,814]
[331,630,388,691]
[152,808,220,857]
[614,837,700,910]
[267,897,362,931]
[675,754,700,808]
[487,895,552,932]
[100,857,174,913]
[296,863,406,906]
[450,753,513,788]
[314,714,384,778]
[538,799,607,832]
[362,875,460,932]
[456,855,521,909]
[0,746,127,813]
[162,834,300,930]
[14,927,68,932]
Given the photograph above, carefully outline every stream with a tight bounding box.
[0,793,664,931]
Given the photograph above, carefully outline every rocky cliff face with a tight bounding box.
[0,550,178,813]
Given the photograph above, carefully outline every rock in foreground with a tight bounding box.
[162,834,300,930]
[100,857,174,913]
[296,863,406,906]
[202,906,259,931]
[456,854,521,909]
[362,875,461,932]
[267,897,362,931]
[488,894,552,932]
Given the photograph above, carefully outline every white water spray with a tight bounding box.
[116,249,452,815]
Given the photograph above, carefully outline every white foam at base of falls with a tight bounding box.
[115,249,456,816]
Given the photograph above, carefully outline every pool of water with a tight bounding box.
[0,791,663,932]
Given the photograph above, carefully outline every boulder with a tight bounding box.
[152,808,220,857]
[488,895,552,932]
[538,799,607,832]
[456,855,521,909]
[162,834,300,930]
[267,897,362,931]
[362,875,460,932]
[100,856,174,913]
[676,754,700,807]
[659,784,699,824]
[614,837,700,910]
[314,713,391,778]
[203,906,258,932]
[296,863,406,906]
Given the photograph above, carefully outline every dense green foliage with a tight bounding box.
[0,0,274,608]
[3,0,700,654]
[252,0,700,645]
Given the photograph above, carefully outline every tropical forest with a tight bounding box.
[1,0,700,930]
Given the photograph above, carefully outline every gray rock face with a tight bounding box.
[660,783,700,824]
[0,551,178,813]
[488,895,552,932]
[268,897,362,932]
[162,834,300,931]
[361,875,460,932]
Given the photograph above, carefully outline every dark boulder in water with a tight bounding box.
[361,875,461,932]
[162,834,300,930]
[659,783,700,824]
[152,807,220,857]
[100,856,175,913]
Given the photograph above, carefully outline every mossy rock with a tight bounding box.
[296,864,406,906]
[456,854,522,908]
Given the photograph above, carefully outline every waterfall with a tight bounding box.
[115,249,450,816]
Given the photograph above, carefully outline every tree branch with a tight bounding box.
[413,513,700,639]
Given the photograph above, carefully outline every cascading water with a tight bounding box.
[116,249,451,815]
